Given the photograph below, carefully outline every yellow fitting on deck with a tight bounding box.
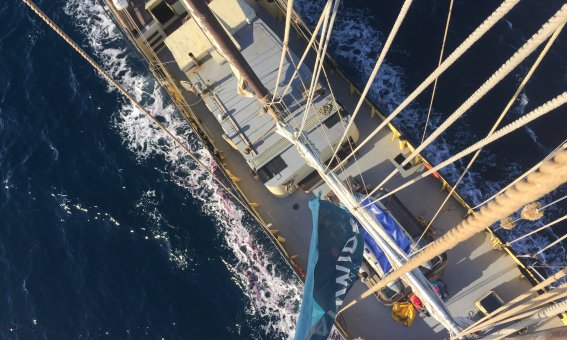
[277,236,286,243]
[391,129,401,141]
[491,237,504,251]
[290,255,298,260]
[249,202,259,208]
[269,229,279,235]
[561,312,567,325]
[224,169,240,182]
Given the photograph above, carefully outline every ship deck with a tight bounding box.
[143,1,564,338]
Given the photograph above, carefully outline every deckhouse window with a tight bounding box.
[257,156,287,183]
[149,1,175,25]
[323,112,341,129]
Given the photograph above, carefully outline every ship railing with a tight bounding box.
[101,0,309,293]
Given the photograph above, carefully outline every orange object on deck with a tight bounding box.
[424,162,441,179]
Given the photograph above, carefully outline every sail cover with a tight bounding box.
[294,197,364,340]
[358,196,413,273]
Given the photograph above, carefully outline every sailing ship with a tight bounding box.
[22,0,567,338]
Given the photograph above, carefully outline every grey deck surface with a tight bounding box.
[185,17,338,173]
[153,1,563,339]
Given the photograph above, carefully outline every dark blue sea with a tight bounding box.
[0,0,566,338]
[1,0,301,338]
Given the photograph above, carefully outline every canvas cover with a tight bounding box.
[358,196,413,272]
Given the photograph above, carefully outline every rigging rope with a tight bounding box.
[271,0,369,199]
[296,6,330,133]
[280,1,330,99]
[274,0,372,199]
[331,0,522,172]
[535,228,567,256]
[494,191,567,232]
[455,269,567,338]
[337,149,567,315]
[362,5,567,203]
[486,296,567,340]
[298,0,339,137]
[409,23,564,252]
[539,193,567,212]
[421,0,454,143]
[268,52,346,196]
[266,11,365,200]
[465,285,567,337]
[321,65,371,198]
[507,215,567,246]
[325,0,414,170]
[270,0,294,102]
[474,138,567,210]
[363,91,567,208]
[283,48,361,196]
[20,0,268,231]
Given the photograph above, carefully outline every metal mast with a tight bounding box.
[180,0,460,335]
[277,125,461,335]
[181,0,274,113]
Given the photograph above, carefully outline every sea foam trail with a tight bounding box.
[63,0,301,336]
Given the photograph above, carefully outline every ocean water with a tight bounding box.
[1,0,301,338]
[294,0,567,280]
[1,0,566,339]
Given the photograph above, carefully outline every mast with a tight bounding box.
[180,0,274,115]
[277,124,461,335]
[180,0,460,335]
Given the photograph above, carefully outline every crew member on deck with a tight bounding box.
[431,280,449,300]
[409,294,429,317]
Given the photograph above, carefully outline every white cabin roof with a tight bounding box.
[184,18,342,172]
[164,0,256,72]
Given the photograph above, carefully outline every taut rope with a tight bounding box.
[326,0,414,170]
[331,0,522,172]
[338,149,567,315]
[421,0,454,143]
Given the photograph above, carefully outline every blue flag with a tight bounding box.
[294,197,364,340]
[358,196,412,273]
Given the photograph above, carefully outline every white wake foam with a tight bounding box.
[63,0,301,336]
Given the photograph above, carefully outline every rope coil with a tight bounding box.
[520,202,544,221]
